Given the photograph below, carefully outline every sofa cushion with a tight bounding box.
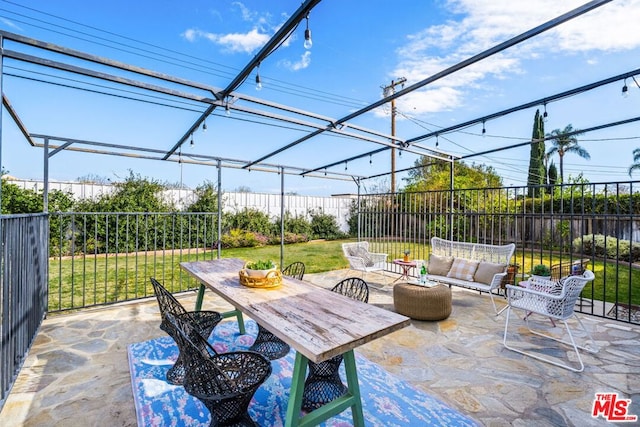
[447,258,480,281]
[474,261,506,285]
[428,254,454,276]
[351,246,374,266]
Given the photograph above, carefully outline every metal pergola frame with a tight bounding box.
[0,0,618,189]
[0,0,630,263]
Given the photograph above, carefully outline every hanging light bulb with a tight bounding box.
[344,161,348,171]
[225,99,231,116]
[622,78,629,98]
[303,14,312,49]
[435,134,439,147]
[189,132,195,148]
[482,120,486,136]
[255,70,262,91]
[202,120,207,131]
[543,103,548,122]
[369,154,372,164]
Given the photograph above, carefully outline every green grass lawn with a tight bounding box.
[48,238,639,312]
[48,239,354,311]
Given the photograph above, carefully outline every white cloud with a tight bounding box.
[279,51,311,71]
[182,3,283,55]
[388,0,640,116]
[232,2,255,22]
[181,27,270,54]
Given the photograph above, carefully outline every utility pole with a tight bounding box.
[382,77,406,193]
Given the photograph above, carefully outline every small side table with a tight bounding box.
[392,259,417,283]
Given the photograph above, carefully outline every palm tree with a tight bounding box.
[545,124,589,183]
[628,148,640,177]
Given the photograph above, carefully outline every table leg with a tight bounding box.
[195,283,246,334]
[222,310,246,335]
[285,351,364,427]
[194,283,206,311]
[343,350,365,426]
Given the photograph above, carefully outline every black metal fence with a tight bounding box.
[48,212,219,312]
[0,213,49,408]
[357,182,640,325]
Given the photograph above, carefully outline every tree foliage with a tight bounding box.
[546,124,589,183]
[526,109,545,197]
[404,158,502,191]
[1,179,73,214]
[187,180,220,213]
[75,170,172,213]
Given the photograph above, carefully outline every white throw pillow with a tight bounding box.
[447,258,480,281]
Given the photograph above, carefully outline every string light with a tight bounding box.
[225,98,231,116]
[303,14,312,49]
[482,120,486,135]
[202,119,207,131]
[369,154,372,164]
[543,103,548,121]
[622,78,628,98]
[189,132,194,148]
[435,134,439,147]
[344,161,348,171]
[255,64,262,91]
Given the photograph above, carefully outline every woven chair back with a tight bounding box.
[165,312,237,395]
[431,237,515,265]
[332,277,369,303]
[282,262,306,280]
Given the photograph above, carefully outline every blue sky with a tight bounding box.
[1,0,640,196]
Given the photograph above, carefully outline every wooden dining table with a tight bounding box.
[181,258,410,427]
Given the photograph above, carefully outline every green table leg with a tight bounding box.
[286,350,364,427]
[194,284,206,311]
[195,283,245,334]
[343,350,365,426]
[221,309,246,335]
[285,352,308,427]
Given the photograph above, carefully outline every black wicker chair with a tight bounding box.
[165,313,272,427]
[302,277,369,411]
[150,277,222,385]
[282,262,305,280]
[247,262,307,360]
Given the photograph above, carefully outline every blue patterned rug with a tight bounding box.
[128,319,477,426]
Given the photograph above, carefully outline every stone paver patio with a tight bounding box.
[1,269,638,426]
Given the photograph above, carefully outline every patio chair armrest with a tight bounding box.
[505,284,564,300]
[488,271,507,290]
[345,255,367,270]
[368,252,388,262]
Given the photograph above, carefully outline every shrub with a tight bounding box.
[224,208,274,236]
[573,234,640,263]
[283,212,313,236]
[309,208,346,240]
[221,228,268,248]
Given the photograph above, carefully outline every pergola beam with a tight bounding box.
[164,0,323,159]
[244,0,612,167]
[407,66,640,144]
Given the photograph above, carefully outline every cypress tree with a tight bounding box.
[527,110,545,197]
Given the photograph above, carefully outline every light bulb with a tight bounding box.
[622,84,629,98]
[255,74,262,91]
[225,103,231,116]
[304,28,312,49]
[202,121,207,131]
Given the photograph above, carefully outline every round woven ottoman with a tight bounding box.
[393,283,452,320]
